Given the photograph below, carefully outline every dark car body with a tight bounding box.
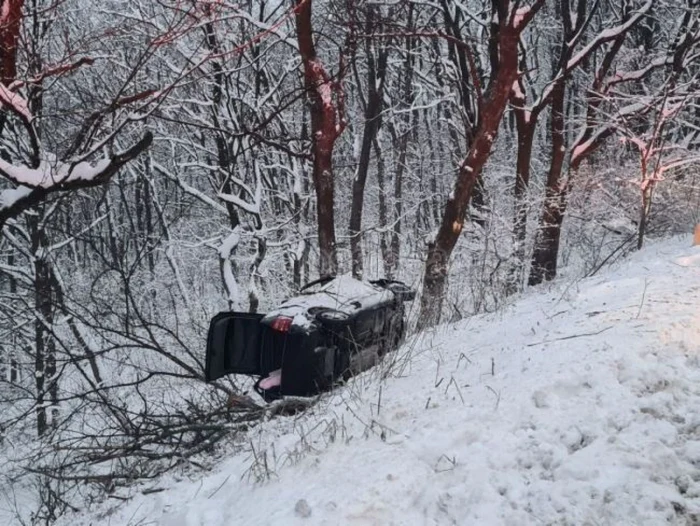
[205,275,415,402]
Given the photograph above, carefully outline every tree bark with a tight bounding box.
[508,79,538,292]
[419,2,543,327]
[0,0,23,85]
[529,80,567,286]
[295,0,345,277]
[374,138,392,278]
[30,214,55,436]
[349,9,387,278]
[638,180,653,250]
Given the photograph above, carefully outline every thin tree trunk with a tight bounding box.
[0,0,23,85]
[7,253,18,383]
[638,157,653,250]
[529,80,567,286]
[374,139,393,278]
[638,185,653,250]
[349,103,380,278]
[510,121,535,289]
[349,8,387,279]
[508,75,541,293]
[30,214,54,436]
[390,130,407,277]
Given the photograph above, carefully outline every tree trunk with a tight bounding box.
[638,185,653,250]
[349,104,380,279]
[295,0,345,277]
[638,161,653,250]
[418,11,532,327]
[0,0,23,85]
[384,5,415,278]
[30,214,56,436]
[7,253,18,383]
[349,9,387,279]
[375,139,393,278]
[313,153,338,276]
[389,130,408,278]
[529,80,567,286]
[512,127,535,270]
[508,81,540,293]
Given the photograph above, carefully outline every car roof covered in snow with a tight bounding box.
[262,274,394,328]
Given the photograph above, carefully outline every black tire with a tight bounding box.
[313,308,351,329]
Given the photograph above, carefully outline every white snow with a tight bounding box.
[512,6,531,29]
[0,84,31,121]
[0,185,32,210]
[0,156,111,188]
[264,274,394,328]
[55,237,700,526]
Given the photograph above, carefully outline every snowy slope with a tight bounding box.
[59,237,700,526]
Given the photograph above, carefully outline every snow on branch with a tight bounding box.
[0,185,31,210]
[565,0,653,73]
[0,156,112,189]
[217,191,260,216]
[0,132,153,229]
[0,83,31,121]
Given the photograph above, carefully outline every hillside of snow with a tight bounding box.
[58,237,700,526]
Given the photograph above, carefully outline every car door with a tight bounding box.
[205,312,265,381]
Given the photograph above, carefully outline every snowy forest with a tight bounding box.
[1,0,700,523]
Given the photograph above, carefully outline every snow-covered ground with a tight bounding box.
[57,237,700,525]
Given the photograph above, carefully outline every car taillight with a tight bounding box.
[271,316,293,333]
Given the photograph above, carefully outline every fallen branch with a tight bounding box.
[526,326,613,347]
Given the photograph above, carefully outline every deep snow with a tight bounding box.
[55,237,700,525]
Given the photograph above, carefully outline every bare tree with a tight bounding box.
[527,0,698,284]
[418,0,544,327]
[294,0,347,277]
[348,4,389,279]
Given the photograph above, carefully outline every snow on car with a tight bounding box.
[205,274,415,401]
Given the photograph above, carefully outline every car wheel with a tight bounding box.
[313,308,351,329]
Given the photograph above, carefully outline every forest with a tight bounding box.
[0,0,699,522]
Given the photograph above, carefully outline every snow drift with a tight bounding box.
[55,237,700,526]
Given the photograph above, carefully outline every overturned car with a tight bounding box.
[205,275,415,402]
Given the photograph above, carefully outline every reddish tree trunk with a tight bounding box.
[529,80,567,286]
[509,82,540,292]
[526,1,652,286]
[0,0,23,85]
[418,2,544,327]
[295,0,345,277]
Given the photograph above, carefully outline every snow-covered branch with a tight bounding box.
[0,132,153,230]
